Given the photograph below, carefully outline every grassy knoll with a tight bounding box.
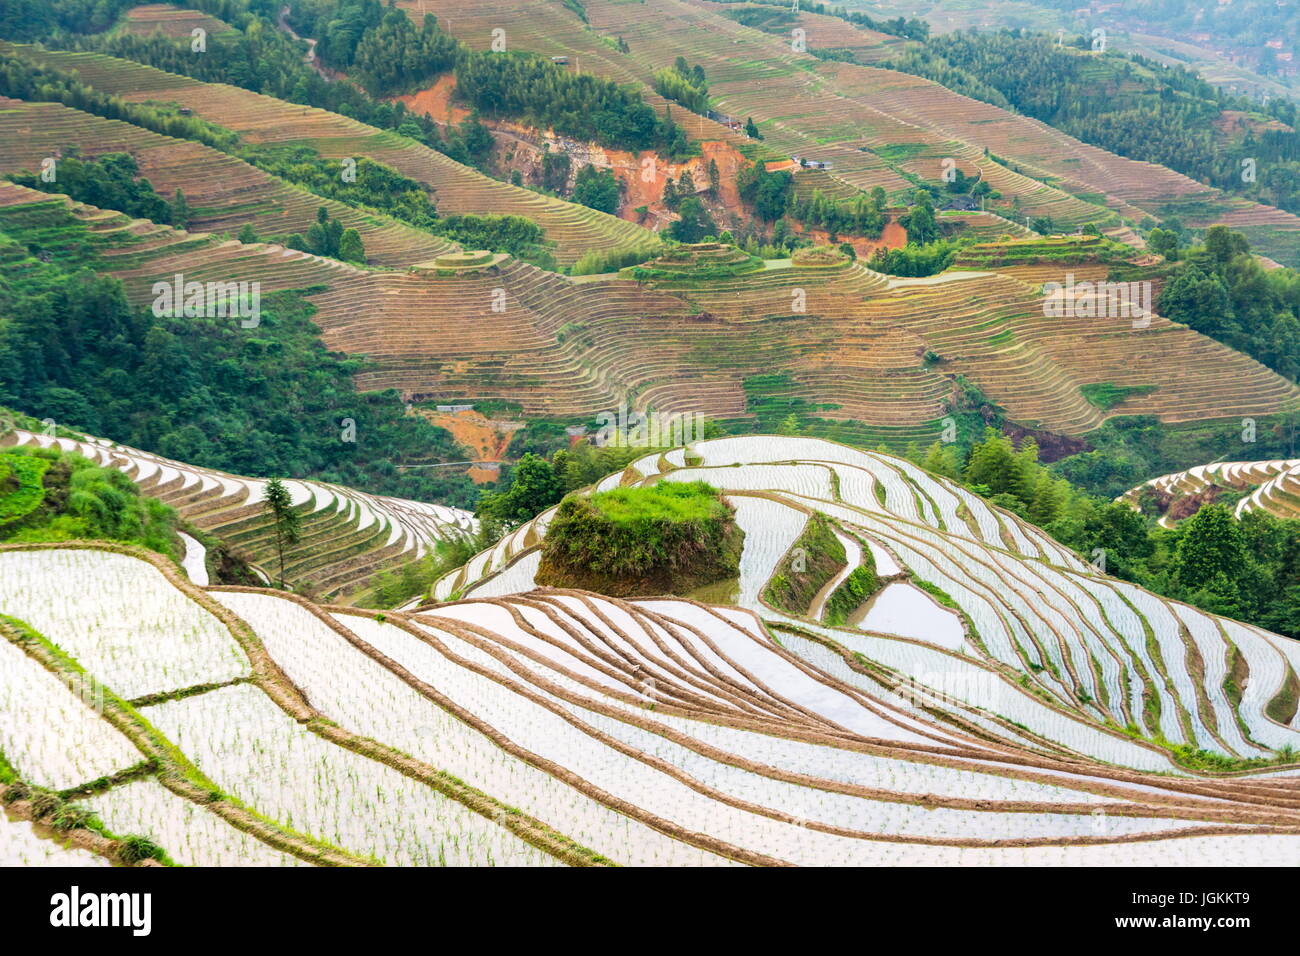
[536,481,743,596]
[0,445,178,557]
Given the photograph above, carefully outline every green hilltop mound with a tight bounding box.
[536,481,744,597]
[623,242,765,282]
[791,245,853,269]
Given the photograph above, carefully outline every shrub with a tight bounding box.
[537,481,743,595]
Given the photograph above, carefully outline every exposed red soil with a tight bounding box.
[420,408,511,459]
[800,219,907,259]
[1001,422,1091,464]
[392,75,470,126]
[466,464,501,485]
[605,139,749,225]
[418,408,515,484]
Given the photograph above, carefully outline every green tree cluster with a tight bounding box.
[0,231,476,508]
[653,58,709,113]
[572,165,621,214]
[0,445,179,557]
[1157,226,1300,382]
[736,163,792,222]
[789,187,887,238]
[10,152,178,226]
[285,206,366,263]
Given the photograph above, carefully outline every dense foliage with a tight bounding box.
[0,233,476,507]
[571,165,621,215]
[736,164,792,222]
[240,144,439,228]
[885,30,1300,216]
[8,152,180,226]
[537,481,742,596]
[284,206,366,263]
[653,57,709,113]
[1155,226,1300,382]
[0,445,179,557]
[868,240,960,277]
[666,197,717,243]
[455,51,687,156]
[287,2,456,95]
[790,187,887,239]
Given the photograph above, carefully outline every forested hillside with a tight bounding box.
[884,30,1300,216]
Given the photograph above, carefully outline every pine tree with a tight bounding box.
[171,188,191,229]
[338,227,366,263]
[263,477,301,590]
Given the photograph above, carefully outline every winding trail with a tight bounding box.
[277,5,330,80]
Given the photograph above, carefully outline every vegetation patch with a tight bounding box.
[536,481,743,597]
[0,452,49,526]
[763,512,846,615]
[823,558,881,627]
[624,243,764,282]
[1266,663,1300,726]
[1079,382,1159,411]
[0,447,177,556]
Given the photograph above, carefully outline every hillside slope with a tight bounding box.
[440,435,1300,767]
[1123,458,1300,526]
[0,96,454,266]
[405,0,1300,265]
[11,439,1300,866]
[3,181,1291,444]
[0,41,661,266]
[1,427,474,602]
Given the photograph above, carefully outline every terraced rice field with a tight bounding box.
[406,0,1300,265]
[0,180,373,304]
[312,243,1293,433]
[439,435,1300,772]
[1,428,475,603]
[119,4,233,38]
[7,451,1300,865]
[1,174,1289,439]
[1122,458,1300,526]
[0,42,660,266]
[0,98,453,266]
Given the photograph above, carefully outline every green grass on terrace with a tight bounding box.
[585,481,728,525]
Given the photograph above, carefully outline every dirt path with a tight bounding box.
[277,5,331,80]
[806,530,860,621]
